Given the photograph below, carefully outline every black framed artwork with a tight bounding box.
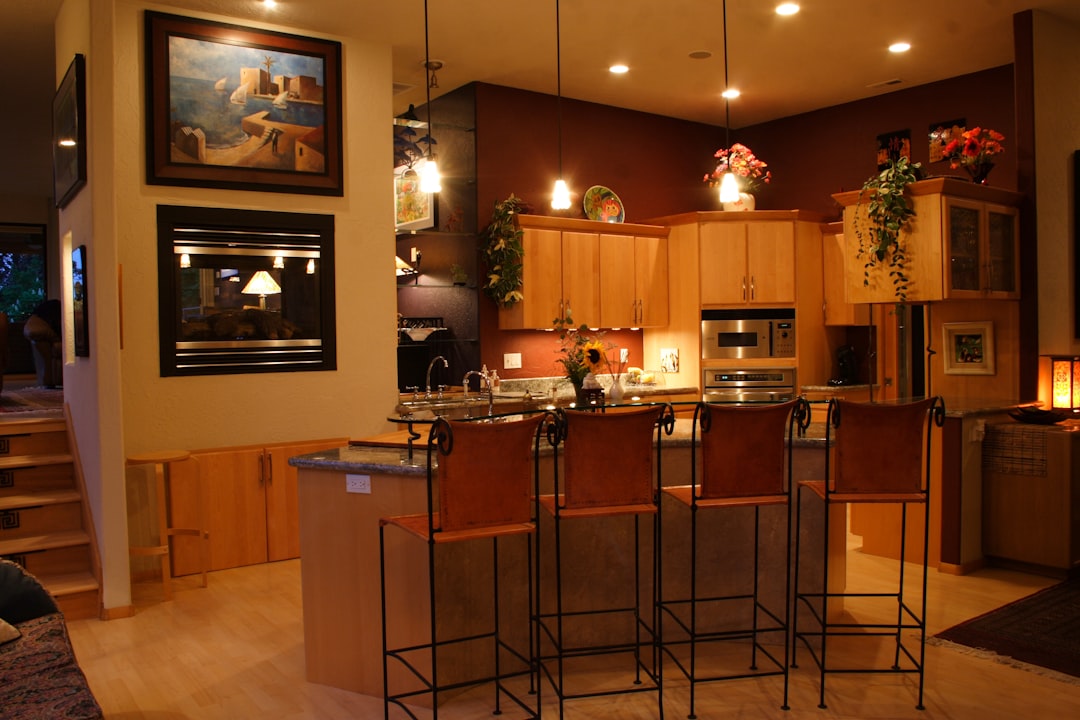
[53,54,87,209]
[145,11,344,196]
[73,245,89,357]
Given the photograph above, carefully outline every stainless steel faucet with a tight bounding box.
[425,355,448,398]
[462,370,494,416]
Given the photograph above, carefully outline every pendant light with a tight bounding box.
[551,0,571,210]
[419,0,441,193]
[718,0,740,203]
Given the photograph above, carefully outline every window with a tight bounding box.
[0,223,47,320]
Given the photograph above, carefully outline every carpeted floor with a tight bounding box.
[0,386,64,415]
[934,577,1080,680]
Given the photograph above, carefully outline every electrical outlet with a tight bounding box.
[410,247,418,262]
[620,348,629,363]
[504,352,522,369]
[346,474,371,494]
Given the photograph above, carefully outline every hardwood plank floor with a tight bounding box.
[66,545,1079,719]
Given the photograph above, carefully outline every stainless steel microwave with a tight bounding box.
[701,308,796,360]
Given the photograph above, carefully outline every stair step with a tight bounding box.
[39,569,100,597]
[0,418,67,435]
[0,452,75,470]
[0,488,82,511]
[0,528,90,556]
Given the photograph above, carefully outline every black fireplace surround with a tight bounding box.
[156,204,336,376]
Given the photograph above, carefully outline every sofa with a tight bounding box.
[0,560,103,719]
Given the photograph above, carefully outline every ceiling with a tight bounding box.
[4,0,1080,200]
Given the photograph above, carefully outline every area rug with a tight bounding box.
[933,577,1080,682]
[0,386,64,415]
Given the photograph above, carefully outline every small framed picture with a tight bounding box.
[394,160,435,232]
[53,54,87,209]
[942,321,994,375]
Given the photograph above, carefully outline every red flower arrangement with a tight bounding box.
[703,143,771,193]
[941,127,1005,170]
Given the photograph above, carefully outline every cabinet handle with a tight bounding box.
[258,454,265,486]
[750,275,756,300]
[266,452,273,485]
[636,298,643,324]
[742,277,747,301]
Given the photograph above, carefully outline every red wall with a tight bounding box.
[471,67,1017,380]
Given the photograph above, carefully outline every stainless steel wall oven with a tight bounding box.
[701,308,795,360]
[702,367,797,405]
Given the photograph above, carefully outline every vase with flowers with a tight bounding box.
[941,127,1005,185]
[554,314,626,405]
[704,143,771,211]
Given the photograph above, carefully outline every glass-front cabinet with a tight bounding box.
[945,197,1019,298]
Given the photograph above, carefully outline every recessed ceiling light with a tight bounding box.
[776,3,800,16]
[722,88,740,99]
[609,64,629,74]
[263,0,277,8]
[688,51,712,60]
[889,42,911,53]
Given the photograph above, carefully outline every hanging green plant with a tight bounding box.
[853,156,922,302]
[481,194,530,308]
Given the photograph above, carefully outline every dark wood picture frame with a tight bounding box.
[145,11,343,196]
[73,245,89,357]
[53,54,87,209]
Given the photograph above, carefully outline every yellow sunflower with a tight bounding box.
[582,340,607,374]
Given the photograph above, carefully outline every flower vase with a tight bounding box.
[964,162,994,185]
[607,378,625,404]
[722,192,756,212]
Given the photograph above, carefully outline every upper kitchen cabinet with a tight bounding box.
[498,215,668,330]
[699,218,795,306]
[599,232,669,327]
[833,178,1022,303]
[822,221,871,325]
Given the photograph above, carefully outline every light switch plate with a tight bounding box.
[504,352,522,369]
[346,474,371,494]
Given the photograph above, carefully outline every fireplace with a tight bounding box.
[156,205,336,376]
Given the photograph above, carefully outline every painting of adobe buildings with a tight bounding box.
[167,35,327,173]
[146,12,341,195]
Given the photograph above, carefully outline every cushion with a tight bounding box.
[0,617,20,645]
[0,560,58,624]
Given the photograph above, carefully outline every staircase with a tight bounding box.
[0,415,100,620]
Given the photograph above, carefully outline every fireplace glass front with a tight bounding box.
[157,205,336,376]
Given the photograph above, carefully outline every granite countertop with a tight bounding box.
[289,415,826,476]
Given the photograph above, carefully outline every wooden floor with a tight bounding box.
[66,543,1080,719]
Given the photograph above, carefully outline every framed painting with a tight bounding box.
[928,118,965,163]
[942,321,994,375]
[145,11,343,196]
[394,161,435,232]
[876,129,911,170]
[53,54,87,209]
[72,245,89,357]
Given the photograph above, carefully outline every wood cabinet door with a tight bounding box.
[699,223,748,305]
[944,197,983,298]
[171,447,267,573]
[984,203,1019,297]
[561,231,600,326]
[598,233,637,327]
[822,229,870,325]
[499,227,563,329]
[746,221,796,304]
[265,439,347,562]
[635,235,669,327]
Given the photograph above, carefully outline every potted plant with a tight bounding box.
[480,194,530,308]
[853,156,922,302]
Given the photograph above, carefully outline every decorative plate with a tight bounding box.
[583,186,624,223]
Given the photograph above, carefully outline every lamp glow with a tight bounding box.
[273,255,284,269]
[179,253,191,268]
[306,258,315,274]
[419,156,441,193]
[719,172,740,203]
[1050,356,1080,411]
[241,270,281,309]
[552,179,571,210]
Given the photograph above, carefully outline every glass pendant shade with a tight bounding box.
[552,178,571,209]
[719,171,740,203]
[419,156,441,193]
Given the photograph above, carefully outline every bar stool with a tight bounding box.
[126,450,208,599]
[792,396,945,710]
[380,412,549,719]
[659,398,808,716]
[535,404,673,719]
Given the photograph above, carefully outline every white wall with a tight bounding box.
[60,0,399,611]
[1034,11,1080,354]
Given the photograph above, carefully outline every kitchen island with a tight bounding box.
[289,414,841,698]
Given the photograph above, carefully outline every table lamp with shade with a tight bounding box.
[242,270,281,309]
